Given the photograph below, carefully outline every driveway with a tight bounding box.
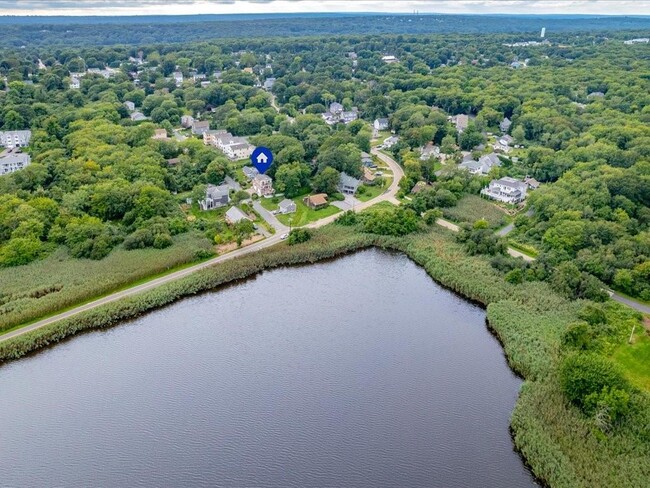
[332,194,362,211]
[252,200,289,233]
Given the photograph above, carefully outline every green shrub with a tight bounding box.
[335,211,358,226]
[287,228,312,245]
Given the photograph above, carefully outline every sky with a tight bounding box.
[0,0,648,16]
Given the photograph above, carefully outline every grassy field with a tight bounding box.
[613,328,650,391]
[356,181,390,202]
[260,195,340,226]
[0,233,213,331]
[443,194,509,227]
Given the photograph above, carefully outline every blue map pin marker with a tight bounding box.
[251,147,273,174]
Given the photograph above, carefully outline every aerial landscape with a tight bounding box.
[0,1,648,486]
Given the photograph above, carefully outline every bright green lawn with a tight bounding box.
[356,180,390,202]
[260,195,340,226]
[443,194,510,228]
[613,329,650,391]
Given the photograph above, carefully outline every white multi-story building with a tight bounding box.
[481,177,528,204]
[0,152,31,175]
[204,130,255,161]
[0,130,32,149]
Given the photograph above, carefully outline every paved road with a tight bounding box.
[0,150,405,343]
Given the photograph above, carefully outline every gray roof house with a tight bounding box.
[263,78,276,90]
[0,152,31,175]
[481,177,528,204]
[330,102,344,114]
[374,118,389,131]
[338,172,361,195]
[459,153,502,176]
[130,112,147,122]
[192,120,210,135]
[278,199,297,214]
[225,206,250,224]
[124,101,135,112]
[200,184,230,211]
[242,166,260,180]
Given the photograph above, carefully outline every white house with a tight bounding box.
[382,135,400,148]
[450,114,469,133]
[199,184,230,211]
[124,101,135,112]
[374,118,389,131]
[481,177,528,204]
[0,152,31,175]
[173,71,184,86]
[0,130,32,149]
[382,55,399,64]
[500,117,512,133]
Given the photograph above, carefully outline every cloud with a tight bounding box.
[0,0,647,16]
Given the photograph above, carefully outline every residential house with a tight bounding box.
[341,110,359,124]
[124,101,135,112]
[130,112,147,122]
[382,135,400,148]
[203,129,228,146]
[87,67,117,79]
[524,176,541,190]
[338,172,361,195]
[152,129,168,140]
[450,114,469,133]
[224,176,242,192]
[0,152,31,175]
[192,120,211,135]
[459,153,502,176]
[201,81,211,88]
[252,174,274,197]
[225,206,250,224]
[199,184,230,211]
[173,71,184,86]
[361,152,375,168]
[420,143,440,160]
[0,130,32,149]
[500,117,512,133]
[242,166,260,180]
[181,115,195,128]
[278,199,297,214]
[225,142,255,161]
[587,91,605,99]
[166,157,181,166]
[624,38,650,44]
[382,55,399,64]
[69,75,81,90]
[493,135,514,153]
[362,167,376,184]
[304,193,328,210]
[481,177,528,204]
[263,78,276,91]
[411,181,429,194]
[243,67,254,74]
[374,118,389,131]
[329,102,344,114]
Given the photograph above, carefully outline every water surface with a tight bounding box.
[0,249,537,487]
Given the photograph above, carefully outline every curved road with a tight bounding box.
[0,150,404,343]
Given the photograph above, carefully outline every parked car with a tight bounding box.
[280,233,289,240]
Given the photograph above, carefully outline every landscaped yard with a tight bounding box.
[260,195,340,226]
[442,194,510,228]
[356,180,391,202]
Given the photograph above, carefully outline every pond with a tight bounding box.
[0,249,537,487]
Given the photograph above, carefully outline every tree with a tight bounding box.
[205,158,229,185]
[312,167,340,195]
[275,163,310,198]
[0,237,43,267]
[287,228,312,245]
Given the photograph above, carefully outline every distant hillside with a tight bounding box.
[0,13,648,47]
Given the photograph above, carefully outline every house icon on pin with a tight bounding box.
[256,153,268,164]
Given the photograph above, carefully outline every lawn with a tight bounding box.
[356,180,391,202]
[442,194,509,228]
[260,195,340,226]
[0,233,214,331]
[371,130,392,147]
[612,328,650,391]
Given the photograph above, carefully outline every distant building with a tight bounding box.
[361,152,375,168]
[329,102,344,114]
[493,135,514,154]
[225,206,250,224]
[362,167,376,184]
[242,166,260,180]
[252,174,274,197]
[0,130,32,149]
[304,193,328,210]
[623,38,649,45]
[278,199,297,214]
[382,55,399,64]
[124,101,135,112]
[173,71,183,86]
[374,118,389,131]
[410,181,429,194]
[263,78,276,91]
[338,172,361,195]
[382,135,400,148]
[152,129,168,140]
[130,112,147,122]
[450,114,469,133]
[0,152,31,175]
[181,115,195,128]
[540,27,546,38]
[524,176,541,190]
[69,75,81,90]
[459,152,502,176]
[200,184,230,211]
[205,130,255,160]
[500,117,512,134]
[481,177,528,204]
[192,120,211,135]
[420,143,440,160]
[587,91,605,99]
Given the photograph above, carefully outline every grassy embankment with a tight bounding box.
[0,233,213,332]
[0,222,648,488]
[442,194,510,228]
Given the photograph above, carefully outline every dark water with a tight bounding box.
[0,249,537,488]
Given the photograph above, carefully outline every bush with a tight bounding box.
[153,233,173,249]
[123,228,154,250]
[423,208,442,225]
[559,353,630,413]
[0,238,43,267]
[287,228,312,245]
[335,211,358,226]
[362,207,419,236]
